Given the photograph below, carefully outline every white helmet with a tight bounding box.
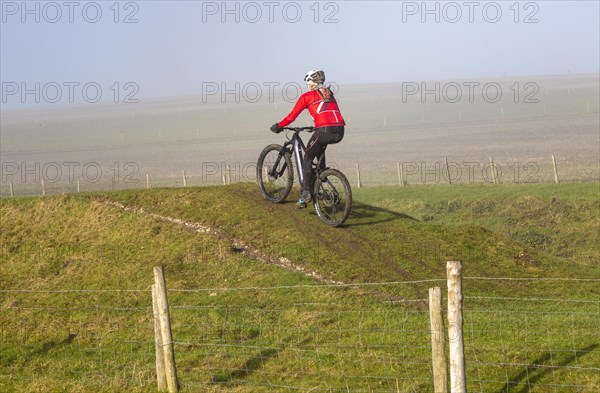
[304,70,325,84]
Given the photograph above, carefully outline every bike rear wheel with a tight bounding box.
[257,144,294,203]
[313,168,352,227]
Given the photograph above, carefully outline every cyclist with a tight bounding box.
[271,69,346,207]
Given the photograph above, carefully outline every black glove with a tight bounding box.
[270,123,283,134]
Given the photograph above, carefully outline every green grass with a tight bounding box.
[1,183,598,392]
[354,182,600,267]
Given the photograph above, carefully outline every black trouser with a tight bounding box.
[302,126,345,193]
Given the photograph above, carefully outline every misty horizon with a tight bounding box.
[2,1,599,111]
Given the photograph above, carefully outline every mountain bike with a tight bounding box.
[257,126,352,227]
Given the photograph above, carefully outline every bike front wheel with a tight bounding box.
[313,168,352,227]
[257,144,294,203]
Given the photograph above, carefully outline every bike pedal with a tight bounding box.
[297,202,308,209]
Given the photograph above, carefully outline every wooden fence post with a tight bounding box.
[41,179,46,196]
[356,163,362,188]
[447,261,466,393]
[445,158,452,185]
[397,162,405,187]
[9,182,14,198]
[551,155,559,184]
[76,180,80,193]
[146,174,151,189]
[429,287,448,393]
[489,157,498,184]
[153,266,178,392]
[182,170,187,188]
[152,284,167,391]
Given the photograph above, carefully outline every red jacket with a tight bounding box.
[278,88,345,128]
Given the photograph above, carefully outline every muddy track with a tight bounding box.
[104,200,428,309]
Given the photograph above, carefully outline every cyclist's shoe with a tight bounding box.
[302,191,312,203]
[296,191,312,208]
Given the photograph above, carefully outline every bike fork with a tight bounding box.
[270,150,288,178]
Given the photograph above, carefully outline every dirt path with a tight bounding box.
[106,201,345,285]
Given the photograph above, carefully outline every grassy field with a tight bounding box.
[1,182,598,392]
[1,73,598,197]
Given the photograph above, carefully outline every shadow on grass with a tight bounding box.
[344,201,418,227]
[210,348,279,386]
[5,333,80,366]
[31,333,77,357]
[285,199,418,227]
[500,343,599,393]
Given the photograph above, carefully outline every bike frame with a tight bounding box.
[280,127,324,189]
[287,132,306,187]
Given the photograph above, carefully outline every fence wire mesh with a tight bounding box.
[1,278,598,392]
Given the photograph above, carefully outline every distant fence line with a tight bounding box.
[1,154,597,198]
[2,268,599,392]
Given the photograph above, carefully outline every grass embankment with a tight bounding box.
[1,182,598,392]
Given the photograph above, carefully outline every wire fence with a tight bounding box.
[1,275,598,392]
[1,154,598,198]
[0,288,155,391]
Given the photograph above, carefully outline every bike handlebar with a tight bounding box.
[283,126,314,132]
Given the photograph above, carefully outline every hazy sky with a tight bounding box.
[1,0,599,108]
